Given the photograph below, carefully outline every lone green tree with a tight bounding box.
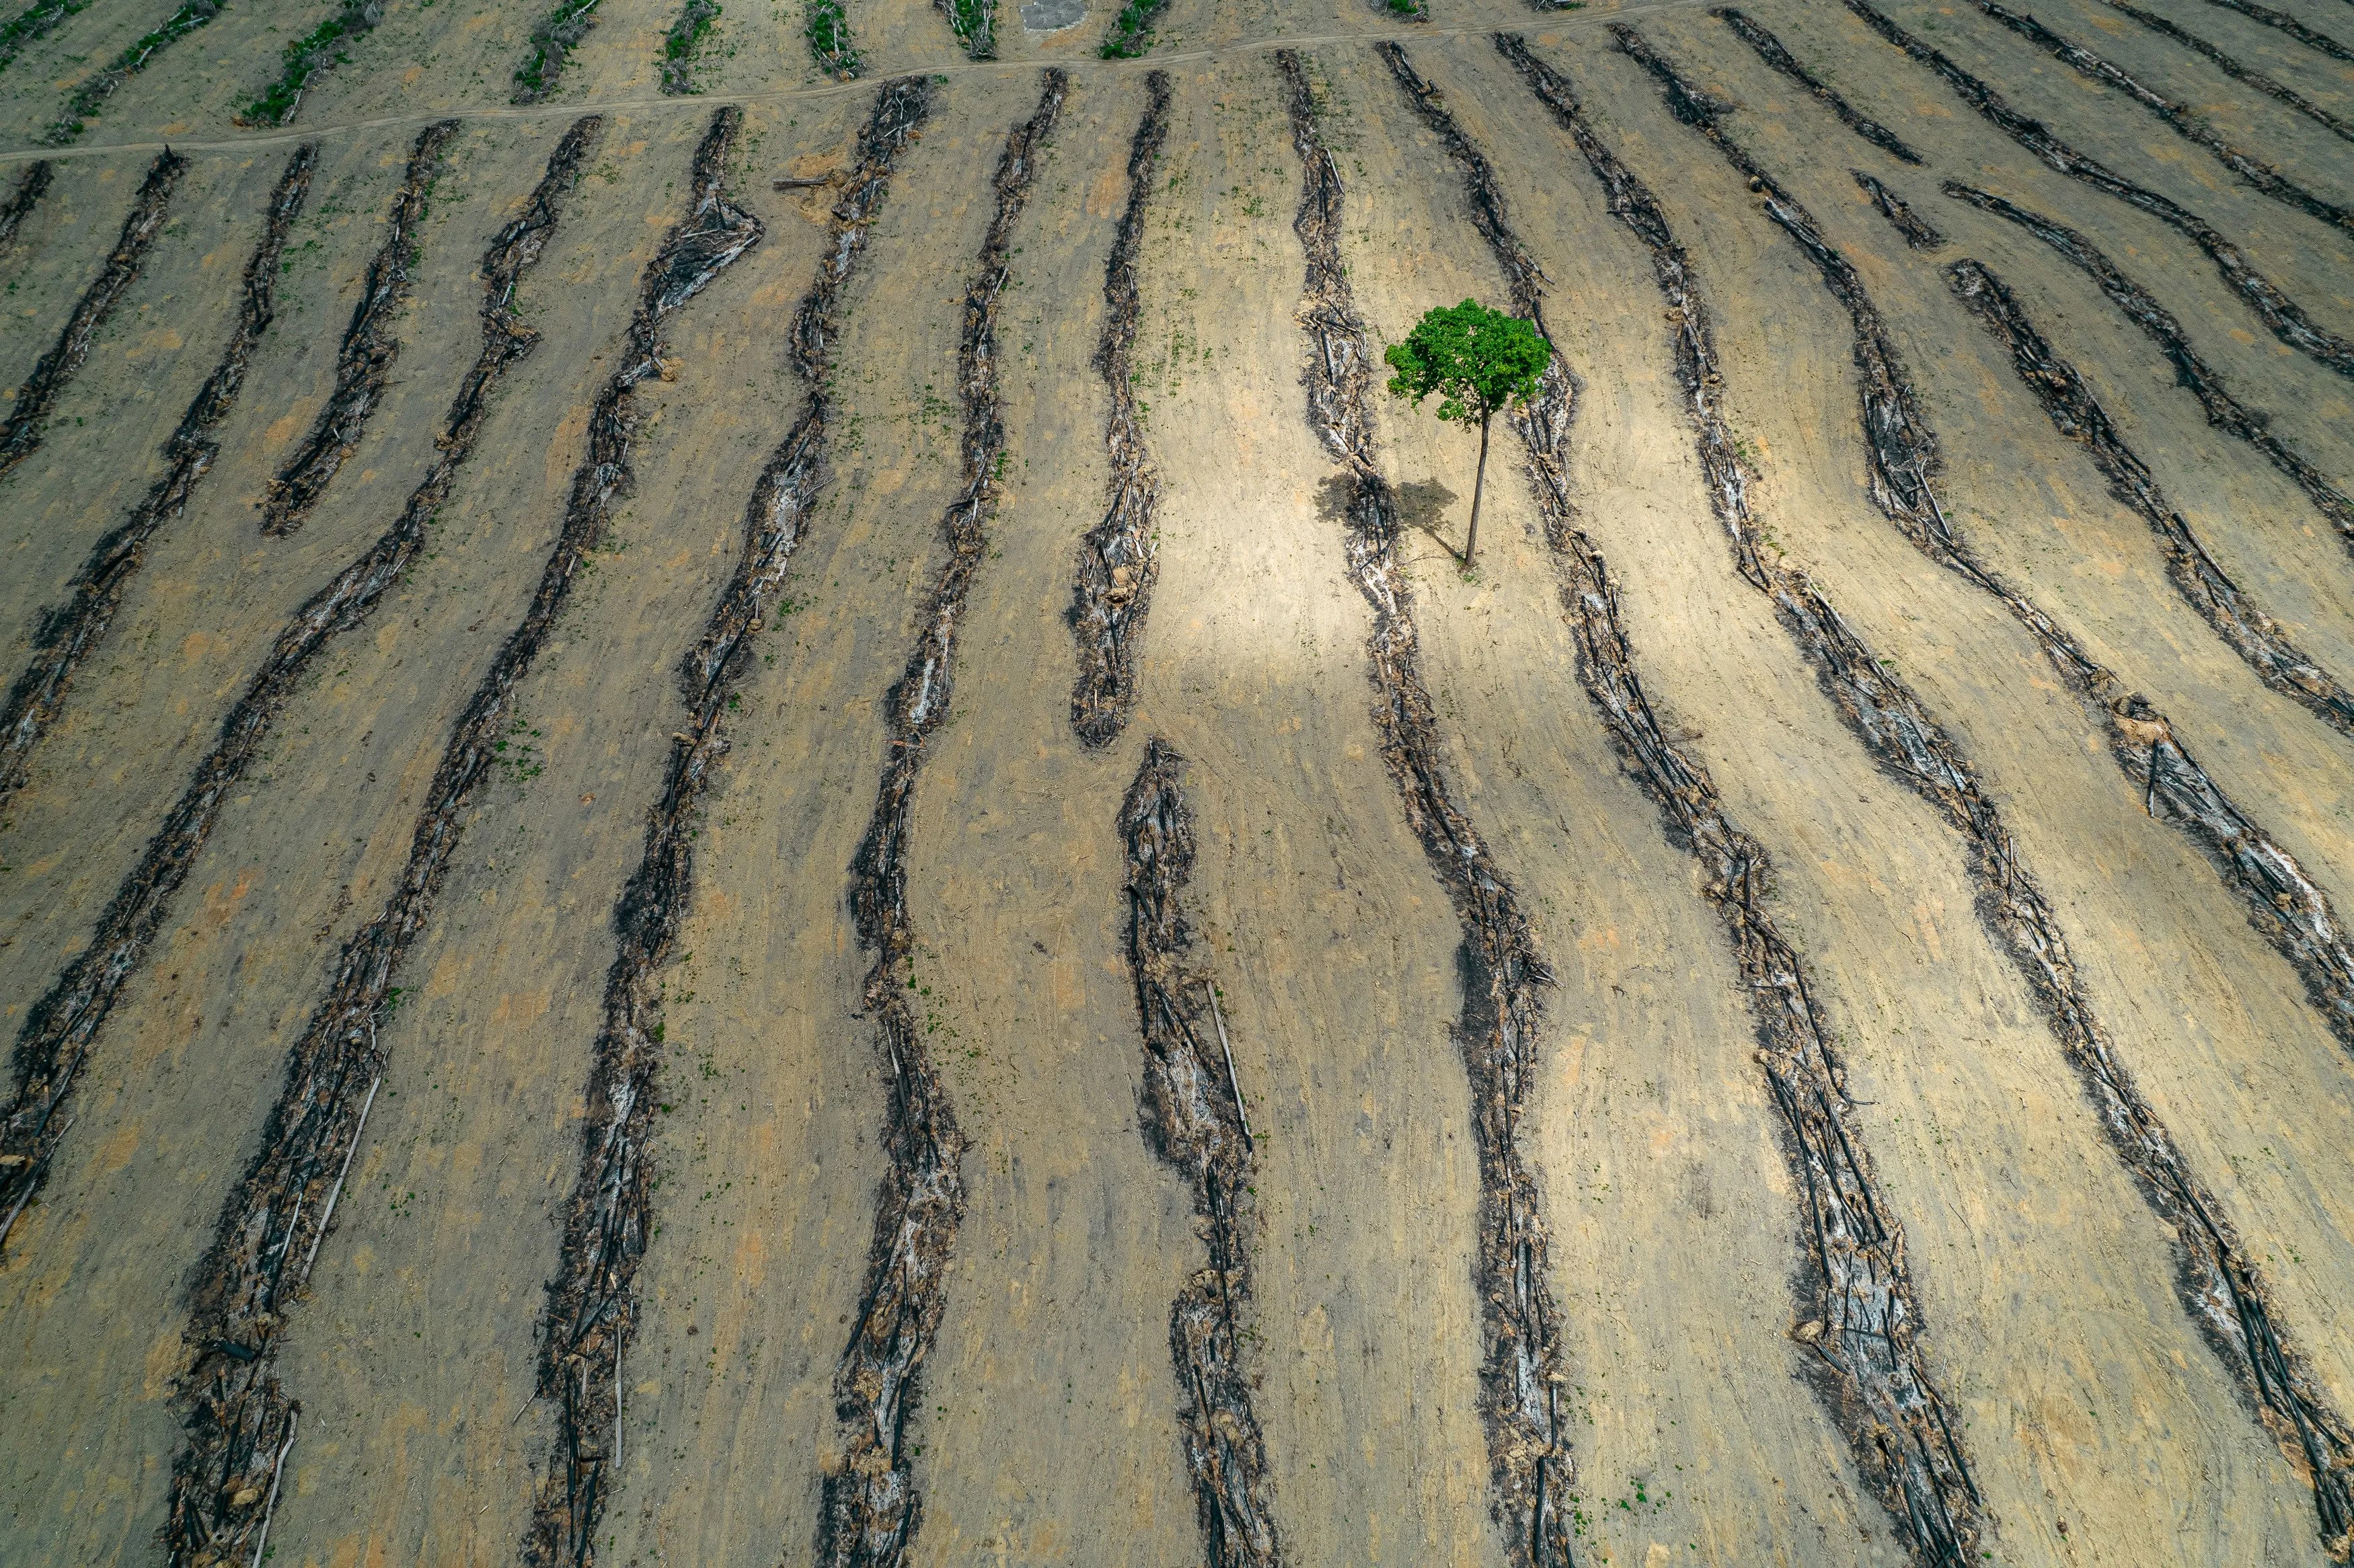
[1383,299,1551,567]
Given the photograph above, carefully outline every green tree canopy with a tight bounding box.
[1383,300,1551,567]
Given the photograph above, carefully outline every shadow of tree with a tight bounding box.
[1313,473,1464,563]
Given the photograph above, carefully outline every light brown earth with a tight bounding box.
[2,0,2353,1564]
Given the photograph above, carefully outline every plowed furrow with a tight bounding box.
[825,72,1071,1568]
[1944,256,2354,742]
[1118,738,1283,1568]
[1969,0,2354,238]
[1069,71,1169,748]
[1513,31,2354,1563]
[1622,27,2354,1077]
[0,118,595,1259]
[1281,48,1575,1568]
[1713,7,1922,163]
[0,159,52,253]
[2098,0,2354,147]
[157,112,753,1568]
[2200,0,2354,62]
[0,149,184,479]
[0,143,313,810]
[1854,170,1942,249]
[260,120,456,535]
[1945,180,2354,552]
[519,75,941,1568]
[47,0,228,145]
[1837,0,2354,380]
[1394,36,1986,1565]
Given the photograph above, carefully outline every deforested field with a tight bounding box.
[4,0,2354,1560]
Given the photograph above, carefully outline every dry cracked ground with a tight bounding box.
[3,0,2354,1563]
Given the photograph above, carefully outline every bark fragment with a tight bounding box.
[1069,71,1169,748]
[1517,30,2354,1563]
[1118,739,1284,1567]
[2199,0,2354,63]
[0,144,315,810]
[1839,0,2354,379]
[1283,46,1577,1568]
[821,73,1073,1568]
[0,149,186,479]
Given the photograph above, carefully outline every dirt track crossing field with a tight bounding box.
[5,0,2354,1565]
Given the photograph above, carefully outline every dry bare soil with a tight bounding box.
[3,0,2354,1563]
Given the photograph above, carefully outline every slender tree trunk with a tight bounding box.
[1466,409,1490,567]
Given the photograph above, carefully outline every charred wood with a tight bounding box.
[1840,0,2354,379]
[1944,180,2354,553]
[1967,0,2354,238]
[1287,45,1577,1568]
[1714,7,1923,163]
[0,159,52,253]
[1069,71,1169,748]
[1519,29,2354,1562]
[1944,255,2354,742]
[1118,739,1284,1566]
[822,73,1074,1568]
[0,149,185,479]
[1854,170,1942,249]
[0,144,315,810]
[260,120,457,535]
[2096,0,2354,147]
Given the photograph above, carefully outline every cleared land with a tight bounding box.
[3,0,2353,1565]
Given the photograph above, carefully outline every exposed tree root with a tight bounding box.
[2097,0,2354,147]
[2199,0,2354,63]
[1713,7,1922,164]
[0,145,314,811]
[1967,0,2354,239]
[1945,180,2354,552]
[0,149,185,479]
[1841,0,2354,380]
[0,159,51,258]
[1425,32,1987,1563]
[1945,256,2354,742]
[1521,30,2354,1563]
[156,112,754,1568]
[521,73,944,1568]
[1283,46,1575,1568]
[0,118,597,1277]
[1069,71,1169,748]
[1118,738,1284,1567]
[259,120,456,535]
[823,73,1073,1568]
[1853,170,1942,249]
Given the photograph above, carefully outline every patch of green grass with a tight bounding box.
[512,0,600,101]
[805,0,858,77]
[238,0,377,127]
[1098,0,1164,58]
